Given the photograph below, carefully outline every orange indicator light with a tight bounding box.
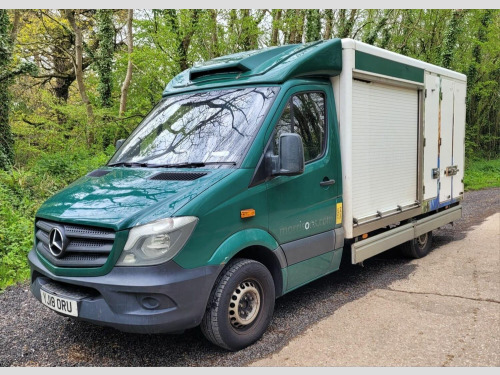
[241,209,255,219]
[362,233,369,239]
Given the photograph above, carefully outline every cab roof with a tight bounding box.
[162,38,343,97]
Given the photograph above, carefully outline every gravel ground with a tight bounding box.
[0,188,498,367]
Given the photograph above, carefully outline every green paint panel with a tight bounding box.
[285,248,343,293]
[173,169,271,268]
[355,50,424,83]
[206,228,279,266]
[35,167,233,231]
[163,39,342,97]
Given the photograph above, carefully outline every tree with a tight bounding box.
[0,10,36,169]
[441,10,464,69]
[64,9,95,143]
[338,9,358,38]
[305,9,321,42]
[323,10,334,40]
[96,9,114,108]
[119,9,133,116]
[270,10,282,46]
[0,10,14,169]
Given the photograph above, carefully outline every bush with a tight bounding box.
[0,145,115,291]
[464,158,500,191]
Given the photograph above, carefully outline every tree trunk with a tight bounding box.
[119,9,133,117]
[305,9,321,42]
[441,10,463,69]
[289,9,305,44]
[339,9,357,38]
[210,10,218,57]
[0,10,14,169]
[178,10,200,71]
[96,9,114,108]
[271,10,282,46]
[323,10,333,40]
[64,9,94,144]
[10,9,20,42]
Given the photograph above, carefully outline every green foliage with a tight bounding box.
[305,10,321,42]
[1,8,499,290]
[441,10,464,69]
[0,146,114,291]
[464,158,500,191]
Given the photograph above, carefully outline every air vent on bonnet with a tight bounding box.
[150,172,207,181]
[87,169,111,177]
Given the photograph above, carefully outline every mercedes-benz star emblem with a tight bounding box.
[48,228,65,257]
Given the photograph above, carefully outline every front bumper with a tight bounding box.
[28,248,222,334]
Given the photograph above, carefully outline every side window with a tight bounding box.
[273,102,292,154]
[272,91,326,163]
[293,93,325,162]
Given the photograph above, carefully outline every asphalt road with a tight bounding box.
[0,188,498,367]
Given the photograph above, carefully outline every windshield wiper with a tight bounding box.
[108,162,150,168]
[108,161,237,168]
[146,161,237,168]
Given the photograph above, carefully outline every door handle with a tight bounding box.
[320,179,335,187]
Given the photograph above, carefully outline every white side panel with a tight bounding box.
[439,78,454,203]
[423,73,440,200]
[344,38,467,82]
[337,46,355,238]
[351,80,418,221]
[453,81,466,198]
[331,76,340,125]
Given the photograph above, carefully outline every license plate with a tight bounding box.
[40,289,78,317]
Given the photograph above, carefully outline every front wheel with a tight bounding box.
[400,231,433,259]
[201,258,275,351]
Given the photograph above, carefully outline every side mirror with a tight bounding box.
[115,139,125,150]
[272,133,305,176]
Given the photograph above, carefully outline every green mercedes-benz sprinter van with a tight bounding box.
[28,38,465,351]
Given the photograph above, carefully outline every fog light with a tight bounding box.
[140,296,160,310]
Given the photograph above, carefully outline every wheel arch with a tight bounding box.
[206,228,287,297]
[233,245,285,298]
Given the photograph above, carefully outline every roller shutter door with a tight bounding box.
[351,80,419,222]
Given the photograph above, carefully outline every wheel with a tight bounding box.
[400,231,433,259]
[201,258,275,351]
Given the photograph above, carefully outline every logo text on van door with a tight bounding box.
[279,216,334,236]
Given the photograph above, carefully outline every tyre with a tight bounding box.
[400,231,433,259]
[201,258,275,351]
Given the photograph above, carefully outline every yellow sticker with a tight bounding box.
[336,202,343,224]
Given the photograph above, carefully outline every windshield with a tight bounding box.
[109,87,279,168]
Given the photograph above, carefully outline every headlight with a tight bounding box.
[116,217,198,266]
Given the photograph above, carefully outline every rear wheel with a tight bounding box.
[400,231,433,258]
[201,258,275,351]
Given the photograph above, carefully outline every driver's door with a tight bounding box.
[266,84,342,291]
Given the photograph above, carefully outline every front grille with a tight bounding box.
[35,219,115,268]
